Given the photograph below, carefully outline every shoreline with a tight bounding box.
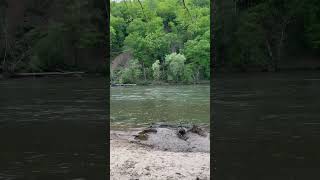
[110,130,210,180]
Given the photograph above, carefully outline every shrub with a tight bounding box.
[151,60,161,81]
[183,64,194,83]
[165,53,186,82]
[118,59,142,84]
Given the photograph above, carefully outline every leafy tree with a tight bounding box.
[305,0,320,49]
[215,0,313,71]
[0,0,107,73]
[30,23,65,72]
[111,0,210,83]
[165,52,186,82]
[184,30,210,79]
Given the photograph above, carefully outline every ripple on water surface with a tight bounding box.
[111,85,210,129]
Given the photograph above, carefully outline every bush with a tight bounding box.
[165,53,186,82]
[183,64,194,83]
[152,60,161,81]
[30,23,65,71]
[28,55,43,72]
[118,59,142,84]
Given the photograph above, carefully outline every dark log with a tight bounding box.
[12,71,85,77]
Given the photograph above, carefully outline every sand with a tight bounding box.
[110,130,210,180]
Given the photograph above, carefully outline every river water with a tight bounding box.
[213,72,320,180]
[0,77,107,180]
[111,85,210,129]
[5,72,319,179]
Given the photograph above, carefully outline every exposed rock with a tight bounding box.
[189,125,207,137]
[134,132,148,141]
[177,127,188,141]
[131,124,210,152]
[111,52,133,70]
[133,127,157,141]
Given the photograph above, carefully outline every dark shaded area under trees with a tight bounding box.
[214,0,320,72]
[0,0,108,76]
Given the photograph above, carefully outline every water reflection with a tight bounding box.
[213,72,320,180]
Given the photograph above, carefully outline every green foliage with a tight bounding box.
[184,31,210,79]
[111,0,210,83]
[111,15,127,54]
[165,53,186,82]
[183,64,195,83]
[118,59,142,84]
[305,0,320,49]
[30,23,65,71]
[215,0,315,71]
[0,0,106,73]
[152,60,161,81]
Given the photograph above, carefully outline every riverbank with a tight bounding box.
[110,80,210,87]
[0,72,105,80]
[110,130,210,180]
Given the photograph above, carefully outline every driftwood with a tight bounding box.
[111,83,137,87]
[12,71,85,77]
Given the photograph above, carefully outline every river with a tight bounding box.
[213,72,320,180]
[111,85,210,129]
[5,72,318,179]
[0,77,107,180]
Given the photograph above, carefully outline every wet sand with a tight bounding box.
[110,130,210,180]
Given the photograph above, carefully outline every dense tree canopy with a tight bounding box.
[215,0,320,72]
[111,0,210,83]
[0,0,107,74]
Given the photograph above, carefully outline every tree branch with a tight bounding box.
[181,0,193,21]
[137,0,147,21]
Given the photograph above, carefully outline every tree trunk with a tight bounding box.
[234,0,237,15]
[1,20,8,72]
[196,69,200,84]
[142,61,146,81]
[2,35,7,71]
[275,20,289,72]
[265,39,274,71]
[161,57,165,80]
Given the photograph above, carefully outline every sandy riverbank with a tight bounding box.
[110,131,210,180]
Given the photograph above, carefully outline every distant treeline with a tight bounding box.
[111,0,210,84]
[0,0,107,75]
[214,0,320,72]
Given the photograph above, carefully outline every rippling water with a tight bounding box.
[213,72,320,180]
[0,77,107,179]
[111,85,210,129]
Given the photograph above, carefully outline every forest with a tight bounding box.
[110,0,210,84]
[2,0,320,78]
[0,0,107,76]
[214,0,320,72]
